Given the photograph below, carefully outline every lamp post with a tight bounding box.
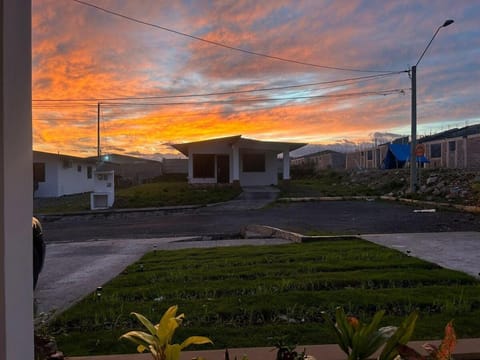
[410,19,454,193]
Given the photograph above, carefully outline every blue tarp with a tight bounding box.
[382,144,429,169]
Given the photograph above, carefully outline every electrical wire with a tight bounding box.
[100,88,409,107]
[71,0,402,73]
[32,71,406,102]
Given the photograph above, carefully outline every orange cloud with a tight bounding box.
[32,1,479,158]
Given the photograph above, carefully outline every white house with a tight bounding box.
[171,135,306,186]
[33,151,97,198]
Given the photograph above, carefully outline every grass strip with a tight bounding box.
[45,238,480,356]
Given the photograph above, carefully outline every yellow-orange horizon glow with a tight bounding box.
[32,1,479,159]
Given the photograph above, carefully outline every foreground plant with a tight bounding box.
[120,305,212,360]
[322,307,418,360]
[397,321,456,360]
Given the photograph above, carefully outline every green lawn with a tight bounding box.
[34,180,241,213]
[45,238,480,356]
[278,170,404,198]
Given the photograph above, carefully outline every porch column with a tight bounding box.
[232,144,240,184]
[1,1,34,359]
[283,149,291,180]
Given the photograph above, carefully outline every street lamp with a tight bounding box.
[410,19,454,193]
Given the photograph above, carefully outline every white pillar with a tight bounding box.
[283,150,290,180]
[1,1,34,359]
[232,144,240,183]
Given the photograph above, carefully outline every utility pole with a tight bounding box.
[410,19,454,193]
[410,65,417,192]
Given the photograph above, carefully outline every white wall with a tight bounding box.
[1,1,34,359]
[34,154,59,197]
[58,161,95,196]
[239,150,278,186]
[188,142,232,184]
[34,153,95,197]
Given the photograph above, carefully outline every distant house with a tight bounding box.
[291,150,346,171]
[33,151,96,198]
[92,153,163,185]
[162,158,188,175]
[344,124,480,171]
[418,124,480,169]
[171,135,306,186]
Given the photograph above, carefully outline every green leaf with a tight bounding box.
[165,344,182,360]
[131,312,157,336]
[322,310,350,355]
[120,331,156,351]
[379,311,418,360]
[180,336,213,349]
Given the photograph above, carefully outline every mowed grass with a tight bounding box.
[114,182,241,208]
[46,238,480,356]
[34,180,241,213]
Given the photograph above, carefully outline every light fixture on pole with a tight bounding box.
[410,19,454,193]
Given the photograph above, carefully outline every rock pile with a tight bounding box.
[347,168,480,206]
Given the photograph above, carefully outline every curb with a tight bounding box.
[278,195,480,214]
[243,224,359,243]
[380,196,480,213]
[35,204,203,219]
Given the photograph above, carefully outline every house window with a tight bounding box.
[367,150,373,160]
[243,153,265,172]
[193,154,215,178]
[77,165,82,172]
[33,162,45,183]
[449,141,456,152]
[87,166,92,179]
[430,143,441,158]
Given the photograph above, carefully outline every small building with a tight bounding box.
[162,158,188,175]
[33,151,96,198]
[418,124,480,170]
[171,135,306,186]
[292,150,346,171]
[92,153,163,186]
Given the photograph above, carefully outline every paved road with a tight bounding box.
[40,199,480,243]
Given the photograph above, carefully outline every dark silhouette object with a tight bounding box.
[33,217,46,289]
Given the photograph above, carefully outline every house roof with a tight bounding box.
[33,150,97,164]
[418,124,480,143]
[171,135,307,156]
[86,153,162,165]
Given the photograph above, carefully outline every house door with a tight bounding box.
[216,155,230,183]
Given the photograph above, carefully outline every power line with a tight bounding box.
[101,88,409,107]
[32,71,406,102]
[71,0,402,74]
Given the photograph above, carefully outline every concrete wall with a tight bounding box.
[162,158,188,174]
[346,151,362,170]
[34,152,95,197]
[239,150,278,186]
[187,141,231,184]
[467,135,480,169]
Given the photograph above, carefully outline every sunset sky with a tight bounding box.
[32,0,480,159]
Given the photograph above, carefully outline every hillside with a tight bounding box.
[287,168,480,207]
